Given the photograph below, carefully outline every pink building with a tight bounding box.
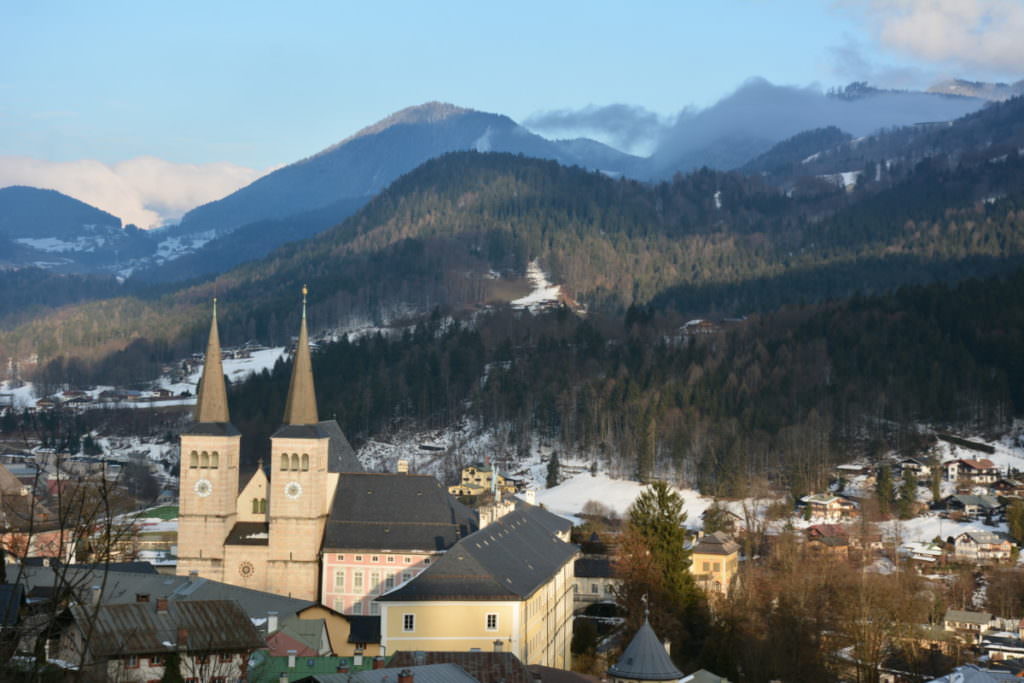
[320,472,477,615]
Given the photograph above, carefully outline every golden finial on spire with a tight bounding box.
[212,296,218,317]
[302,284,308,319]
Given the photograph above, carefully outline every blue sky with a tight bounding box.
[2,0,1021,226]
[2,0,1007,167]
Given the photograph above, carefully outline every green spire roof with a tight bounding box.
[194,299,230,424]
[282,286,319,425]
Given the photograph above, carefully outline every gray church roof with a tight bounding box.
[323,473,476,552]
[19,565,312,621]
[378,503,578,602]
[607,619,683,681]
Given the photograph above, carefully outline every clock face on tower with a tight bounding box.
[239,561,255,578]
[194,478,213,497]
[284,481,303,500]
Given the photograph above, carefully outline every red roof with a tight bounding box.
[807,524,848,538]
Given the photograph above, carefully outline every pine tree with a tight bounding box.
[899,468,917,519]
[546,452,561,489]
[876,466,893,518]
[1008,501,1024,545]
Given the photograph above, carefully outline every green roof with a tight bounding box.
[248,651,375,683]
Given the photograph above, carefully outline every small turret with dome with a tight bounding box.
[607,601,683,683]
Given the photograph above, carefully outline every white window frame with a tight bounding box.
[486,613,498,631]
[403,613,415,632]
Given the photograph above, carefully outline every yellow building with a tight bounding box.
[690,531,740,596]
[448,465,516,497]
[377,502,577,669]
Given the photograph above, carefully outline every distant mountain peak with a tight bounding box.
[335,102,476,147]
[927,78,1024,102]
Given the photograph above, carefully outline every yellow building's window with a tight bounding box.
[402,614,415,631]
[486,613,498,631]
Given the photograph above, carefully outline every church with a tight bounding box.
[177,291,372,600]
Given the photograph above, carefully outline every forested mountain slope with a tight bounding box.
[4,144,1024,372]
[226,269,1024,494]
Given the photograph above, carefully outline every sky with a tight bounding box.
[2,0,1022,227]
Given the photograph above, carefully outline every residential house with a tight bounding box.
[294,604,382,657]
[991,479,1024,496]
[377,502,578,670]
[982,632,1024,662]
[58,598,265,682]
[953,531,1013,564]
[798,494,858,522]
[805,524,850,560]
[943,494,1003,519]
[320,472,477,616]
[944,459,1000,484]
[925,664,1021,682]
[607,618,682,683]
[944,609,994,644]
[690,532,740,595]
[898,458,932,479]
[267,614,333,658]
[574,556,617,608]
[448,465,517,498]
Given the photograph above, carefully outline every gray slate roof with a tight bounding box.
[389,651,532,683]
[71,599,264,657]
[575,556,613,579]
[20,566,312,621]
[514,498,572,537]
[945,609,993,625]
[310,663,481,683]
[323,473,477,552]
[607,619,683,681]
[378,503,578,602]
[692,531,740,556]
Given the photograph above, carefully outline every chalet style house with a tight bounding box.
[943,459,1000,484]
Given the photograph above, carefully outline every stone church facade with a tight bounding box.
[177,295,362,600]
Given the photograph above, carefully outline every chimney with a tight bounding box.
[397,459,409,474]
[522,490,536,505]
[90,585,101,606]
[493,639,504,653]
[288,650,297,669]
[267,611,279,634]
[176,627,189,647]
[155,597,168,613]
[397,669,414,683]
[373,656,386,669]
[188,570,199,582]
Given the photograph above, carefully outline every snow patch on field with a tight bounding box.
[535,473,713,529]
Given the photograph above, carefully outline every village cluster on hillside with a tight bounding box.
[2,311,1024,682]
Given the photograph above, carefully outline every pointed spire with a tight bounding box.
[194,298,230,424]
[283,285,319,425]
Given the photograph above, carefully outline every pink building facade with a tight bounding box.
[321,551,437,614]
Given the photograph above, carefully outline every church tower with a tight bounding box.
[177,299,240,582]
[266,287,338,600]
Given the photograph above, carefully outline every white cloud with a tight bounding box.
[845,0,1024,75]
[0,156,269,229]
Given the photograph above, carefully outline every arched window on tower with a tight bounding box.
[200,452,209,469]
[189,451,198,469]
[280,454,288,471]
[259,498,267,514]
[290,454,300,471]
[210,452,219,469]
[301,454,309,471]
[252,498,259,514]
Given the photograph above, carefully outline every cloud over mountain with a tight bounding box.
[0,156,268,228]
[846,0,1024,75]
[524,104,674,155]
